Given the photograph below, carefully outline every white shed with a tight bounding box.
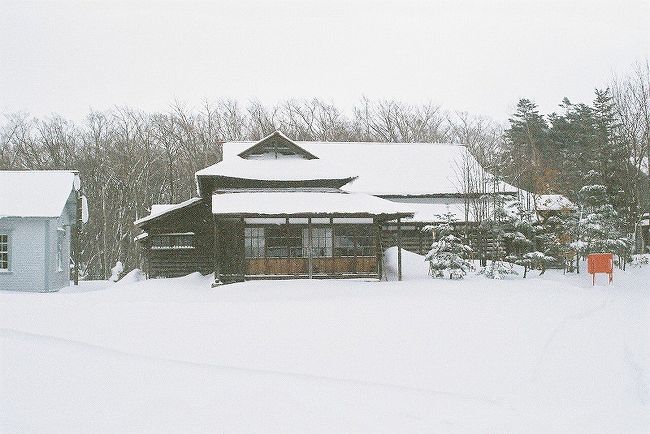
[0,170,86,292]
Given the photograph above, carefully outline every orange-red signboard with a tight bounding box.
[587,253,613,285]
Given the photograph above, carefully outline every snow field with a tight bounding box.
[1,253,648,432]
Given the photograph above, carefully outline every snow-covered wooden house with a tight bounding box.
[135,131,517,283]
[0,171,85,292]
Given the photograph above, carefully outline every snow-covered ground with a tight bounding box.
[1,251,649,433]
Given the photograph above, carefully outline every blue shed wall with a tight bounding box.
[0,218,49,291]
[0,197,75,292]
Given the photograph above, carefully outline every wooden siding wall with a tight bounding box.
[246,257,376,277]
[142,202,214,278]
[382,225,506,259]
[382,226,431,256]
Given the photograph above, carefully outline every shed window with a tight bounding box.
[0,234,8,270]
[151,233,194,250]
[57,228,65,272]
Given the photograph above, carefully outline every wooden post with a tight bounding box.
[397,217,403,282]
[73,190,82,285]
[352,226,357,275]
[375,220,383,280]
[212,217,221,286]
[239,217,245,282]
[307,217,313,279]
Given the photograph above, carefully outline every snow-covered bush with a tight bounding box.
[423,211,473,279]
[506,251,555,278]
[109,261,124,282]
[479,260,518,279]
[630,254,649,268]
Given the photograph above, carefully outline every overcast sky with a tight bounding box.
[1,0,648,123]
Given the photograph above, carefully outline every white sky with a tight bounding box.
[1,0,649,122]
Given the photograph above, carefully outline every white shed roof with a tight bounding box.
[0,170,78,218]
[211,191,412,216]
[216,140,517,196]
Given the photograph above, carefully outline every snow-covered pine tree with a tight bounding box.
[478,258,518,279]
[533,214,572,272]
[423,211,473,279]
[503,201,554,277]
[476,193,520,279]
[575,183,631,267]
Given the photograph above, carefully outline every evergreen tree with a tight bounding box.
[423,212,473,279]
[503,99,551,193]
[502,201,554,277]
[574,184,631,265]
[477,195,520,279]
[535,214,575,272]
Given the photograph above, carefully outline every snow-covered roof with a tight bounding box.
[134,197,203,226]
[534,194,575,211]
[211,191,413,217]
[150,204,178,215]
[215,140,518,196]
[195,158,356,183]
[400,202,476,224]
[0,170,78,218]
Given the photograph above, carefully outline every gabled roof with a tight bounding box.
[195,133,358,195]
[0,170,79,218]
[215,138,518,197]
[237,131,318,160]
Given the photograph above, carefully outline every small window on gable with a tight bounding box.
[0,234,8,271]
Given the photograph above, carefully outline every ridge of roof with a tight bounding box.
[222,140,467,147]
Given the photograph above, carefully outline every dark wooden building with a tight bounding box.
[135,132,412,283]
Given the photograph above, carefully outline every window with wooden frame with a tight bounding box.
[286,227,303,258]
[265,227,287,258]
[304,227,332,257]
[334,227,356,257]
[151,233,194,250]
[244,227,265,258]
[333,226,375,257]
[355,226,375,256]
[265,226,303,258]
[0,234,8,271]
[56,228,65,272]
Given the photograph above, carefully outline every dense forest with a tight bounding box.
[1,63,648,278]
